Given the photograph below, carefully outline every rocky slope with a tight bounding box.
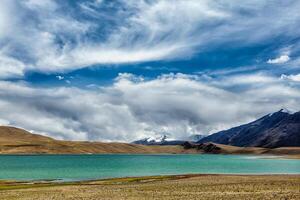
[198,109,300,148]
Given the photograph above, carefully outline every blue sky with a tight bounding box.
[0,0,300,141]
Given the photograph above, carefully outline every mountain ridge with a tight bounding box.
[197,109,300,148]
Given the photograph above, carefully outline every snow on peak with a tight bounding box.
[279,108,294,114]
[145,135,169,143]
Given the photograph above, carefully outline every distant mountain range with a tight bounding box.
[132,134,205,145]
[0,108,299,155]
[198,109,300,148]
[132,135,186,145]
[0,125,300,157]
[133,109,300,148]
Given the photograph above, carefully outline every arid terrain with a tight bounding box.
[0,174,299,200]
[0,126,192,154]
[1,126,300,158]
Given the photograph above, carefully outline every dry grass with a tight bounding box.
[0,175,299,200]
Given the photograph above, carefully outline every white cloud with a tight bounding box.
[56,75,64,80]
[267,55,290,64]
[217,73,277,85]
[0,73,299,141]
[281,74,300,82]
[0,1,299,141]
[0,51,26,78]
[0,0,17,39]
[0,0,300,77]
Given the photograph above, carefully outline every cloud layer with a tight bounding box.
[0,73,299,141]
[1,0,300,77]
[0,1,300,142]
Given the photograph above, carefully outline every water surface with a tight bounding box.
[0,154,299,181]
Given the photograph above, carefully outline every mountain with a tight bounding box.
[0,126,55,143]
[197,109,300,148]
[132,135,186,145]
[132,134,206,145]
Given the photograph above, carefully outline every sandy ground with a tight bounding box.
[0,174,299,200]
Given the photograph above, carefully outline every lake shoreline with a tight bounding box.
[0,152,299,160]
[1,173,300,189]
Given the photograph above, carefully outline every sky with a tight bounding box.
[0,0,300,141]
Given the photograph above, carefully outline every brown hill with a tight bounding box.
[182,142,300,158]
[0,126,191,154]
[0,126,54,143]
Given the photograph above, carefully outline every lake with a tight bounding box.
[0,154,299,181]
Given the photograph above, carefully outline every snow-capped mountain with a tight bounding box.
[132,134,186,145]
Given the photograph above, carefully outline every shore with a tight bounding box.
[1,174,299,200]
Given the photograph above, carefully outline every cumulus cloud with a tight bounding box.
[281,74,300,82]
[267,55,290,64]
[0,1,299,141]
[0,73,299,141]
[0,0,300,77]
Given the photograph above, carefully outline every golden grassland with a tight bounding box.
[0,174,299,200]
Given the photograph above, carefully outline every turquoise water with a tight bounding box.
[0,154,299,181]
